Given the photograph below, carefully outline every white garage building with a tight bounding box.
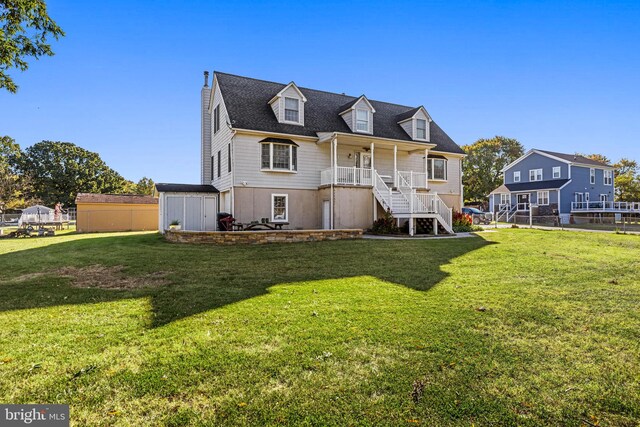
[155,183,219,233]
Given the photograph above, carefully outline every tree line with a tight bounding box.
[462,136,640,204]
[1,136,154,209]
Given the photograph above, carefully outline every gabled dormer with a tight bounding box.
[268,82,307,126]
[396,106,432,142]
[339,95,375,134]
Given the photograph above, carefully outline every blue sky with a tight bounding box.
[1,0,639,183]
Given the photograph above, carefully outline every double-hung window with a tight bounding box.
[261,143,298,172]
[537,191,549,205]
[284,97,299,123]
[416,119,427,140]
[427,158,447,180]
[356,109,369,132]
[513,171,521,182]
[213,105,220,134]
[271,194,288,222]
[529,169,543,181]
[553,166,561,179]
[604,170,613,185]
[590,168,595,184]
[500,193,510,207]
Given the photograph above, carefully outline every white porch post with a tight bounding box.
[333,138,338,185]
[433,218,438,235]
[424,149,429,189]
[393,145,398,188]
[370,142,375,174]
[371,141,376,222]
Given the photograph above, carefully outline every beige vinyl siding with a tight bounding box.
[210,80,233,191]
[233,133,329,189]
[399,120,413,139]
[270,99,280,121]
[429,156,462,195]
[340,110,354,132]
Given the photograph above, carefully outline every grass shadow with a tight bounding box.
[0,232,495,327]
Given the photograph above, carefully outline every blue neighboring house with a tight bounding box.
[489,149,616,222]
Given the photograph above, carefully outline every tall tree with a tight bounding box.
[0,0,65,93]
[135,177,155,195]
[19,141,129,206]
[613,158,640,202]
[581,153,611,165]
[462,136,525,203]
[0,135,30,208]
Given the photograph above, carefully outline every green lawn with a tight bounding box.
[0,230,638,426]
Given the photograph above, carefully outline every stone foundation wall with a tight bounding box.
[165,229,363,245]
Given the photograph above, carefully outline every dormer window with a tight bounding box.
[268,82,306,126]
[397,106,431,141]
[356,109,369,132]
[416,119,427,140]
[284,97,299,123]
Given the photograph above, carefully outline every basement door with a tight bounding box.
[322,200,330,229]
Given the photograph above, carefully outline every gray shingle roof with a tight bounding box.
[537,150,611,167]
[215,72,465,155]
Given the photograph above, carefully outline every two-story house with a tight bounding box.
[489,149,615,222]
[190,71,465,235]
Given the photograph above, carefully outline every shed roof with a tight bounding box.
[76,193,158,204]
[154,183,220,193]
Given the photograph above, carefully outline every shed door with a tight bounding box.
[184,197,203,231]
[204,196,217,231]
[166,196,185,230]
[322,200,330,229]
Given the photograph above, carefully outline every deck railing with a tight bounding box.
[320,167,373,186]
[397,171,427,188]
[571,201,640,212]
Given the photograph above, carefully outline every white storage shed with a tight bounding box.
[155,183,219,233]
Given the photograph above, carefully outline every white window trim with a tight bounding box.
[427,158,448,181]
[513,171,521,182]
[500,193,510,205]
[213,105,220,134]
[537,190,549,206]
[415,118,428,141]
[552,166,561,179]
[283,97,301,124]
[603,170,613,186]
[590,168,595,185]
[355,109,371,133]
[271,194,288,222]
[261,143,297,173]
[585,192,590,202]
[529,168,543,182]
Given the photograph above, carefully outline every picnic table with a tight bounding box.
[236,221,289,231]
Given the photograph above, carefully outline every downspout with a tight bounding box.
[230,129,237,218]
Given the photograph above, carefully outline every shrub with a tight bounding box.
[452,211,474,232]
[371,209,399,234]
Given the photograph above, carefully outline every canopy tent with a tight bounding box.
[19,205,55,226]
